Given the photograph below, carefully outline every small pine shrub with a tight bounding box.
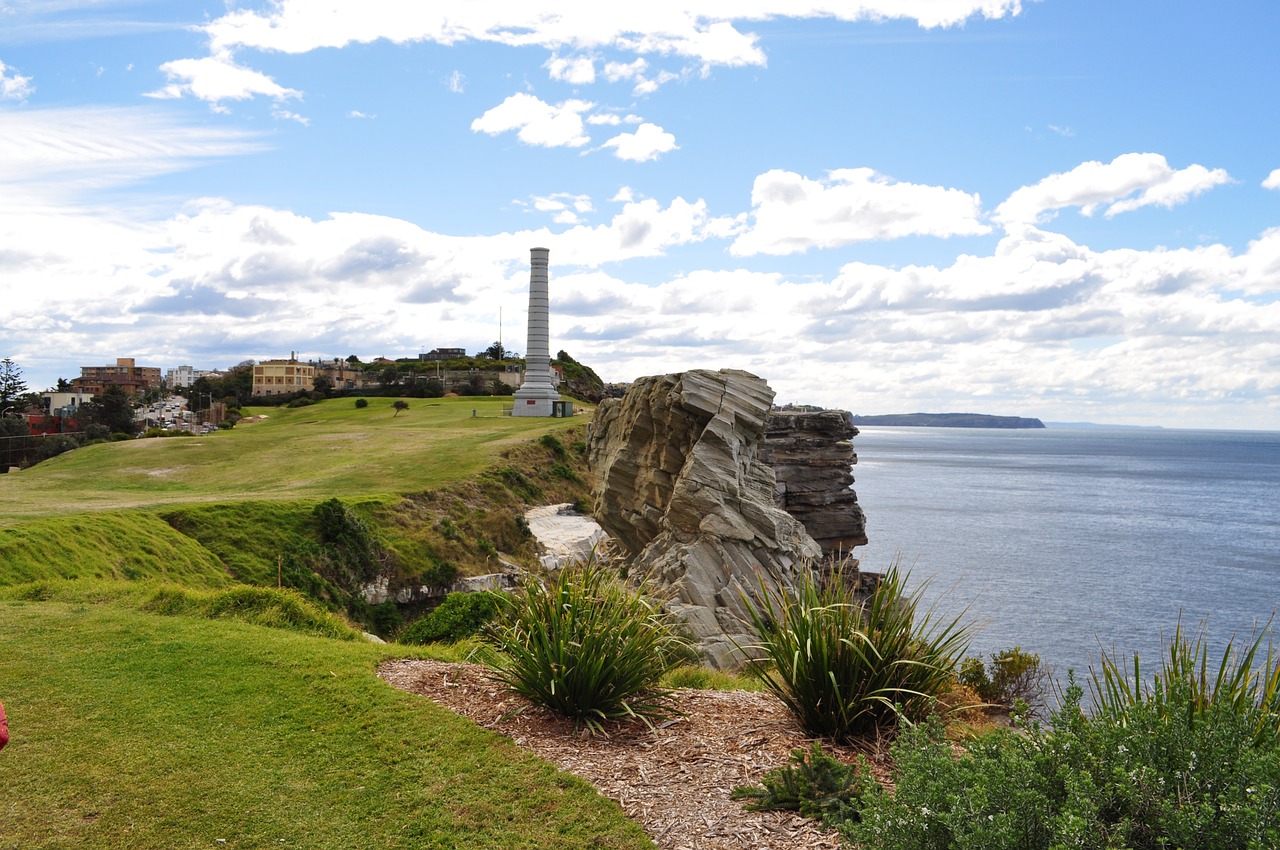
[732,742,870,823]
[399,591,502,644]
[482,560,687,735]
[354,398,369,408]
[742,564,973,741]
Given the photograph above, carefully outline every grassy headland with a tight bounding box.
[0,395,655,848]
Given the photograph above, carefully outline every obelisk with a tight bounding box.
[512,247,559,416]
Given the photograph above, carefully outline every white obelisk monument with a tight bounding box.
[512,247,560,417]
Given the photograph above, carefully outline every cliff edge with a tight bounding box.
[585,369,822,667]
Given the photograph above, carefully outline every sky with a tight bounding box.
[1,1,1278,429]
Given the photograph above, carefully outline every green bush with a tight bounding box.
[354,398,369,409]
[959,645,1053,716]
[836,624,1280,849]
[399,591,502,644]
[742,564,973,741]
[287,397,315,408]
[732,742,870,822]
[482,561,687,735]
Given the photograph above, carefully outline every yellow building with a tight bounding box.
[252,358,316,397]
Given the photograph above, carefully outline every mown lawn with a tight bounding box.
[0,599,652,850]
[0,396,587,525]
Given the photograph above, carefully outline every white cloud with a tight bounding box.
[995,153,1231,226]
[197,3,1023,68]
[471,93,593,148]
[529,193,595,225]
[545,53,596,84]
[1263,169,1280,191]
[604,58,648,83]
[731,168,990,256]
[447,70,465,93]
[147,51,301,105]
[347,110,375,119]
[0,59,34,101]
[600,122,678,162]
[587,112,642,126]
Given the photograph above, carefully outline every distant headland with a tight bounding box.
[850,413,1046,429]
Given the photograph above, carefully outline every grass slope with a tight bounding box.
[0,396,582,523]
[0,598,652,849]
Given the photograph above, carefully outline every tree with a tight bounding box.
[313,376,333,397]
[98,384,138,435]
[0,359,28,411]
[55,377,72,392]
[379,365,400,389]
[346,355,361,366]
[479,341,508,360]
[392,400,409,417]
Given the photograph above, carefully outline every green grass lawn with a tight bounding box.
[0,396,587,525]
[0,598,652,849]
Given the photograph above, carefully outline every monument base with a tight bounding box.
[512,393,558,417]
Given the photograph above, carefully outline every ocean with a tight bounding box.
[849,425,1280,682]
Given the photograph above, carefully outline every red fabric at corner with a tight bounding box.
[0,699,8,750]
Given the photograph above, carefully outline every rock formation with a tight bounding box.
[761,409,867,561]
[585,369,821,667]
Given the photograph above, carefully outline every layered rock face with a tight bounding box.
[585,369,821,667]
[761,410,867,561]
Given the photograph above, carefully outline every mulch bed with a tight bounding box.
[378,658,885,849]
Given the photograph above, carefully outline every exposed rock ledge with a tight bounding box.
[586,369,823,668]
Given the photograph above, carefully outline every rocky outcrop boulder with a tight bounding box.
[761,410,867,561]
[586,369,821,667]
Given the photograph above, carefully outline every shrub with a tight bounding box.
[538,433,567,459]
[482,561,687,735]
[354,398,369,409]
[399,591,502,644]
[732,742,870,823]
[287,396,315,408]
[959,645,1053,716]
[844,674,1280,850]
[742,564,973,741]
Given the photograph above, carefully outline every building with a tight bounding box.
[252,358,316,397]
[311,358,366,391]
[41,390,95,418]
[420,348,467,361]
[70,358,162,396]
[165,365,219,389]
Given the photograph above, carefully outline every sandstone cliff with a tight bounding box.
[761,409,867,560]
[585,369,822,667]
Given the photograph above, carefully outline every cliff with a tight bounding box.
[761,409,867,560]
[585,369,822,667]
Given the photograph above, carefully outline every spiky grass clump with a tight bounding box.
[743,564,973,741]
[482,561,687,735]
[1091,618,1280,745]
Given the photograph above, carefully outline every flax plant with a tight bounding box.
[1091,618,1280,745]
[482,558,687,735]
[742,563,973,741]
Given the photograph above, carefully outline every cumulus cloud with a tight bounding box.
[545,53,596,84]
[527,193,595,225]
[1263,169,1280,191]
[731,168,990,256]
[193,3,1023,73]
[995,153,1231,226]
[471,93,593,148]
[147,52,301,105]
[600,123,678,162]
[0,59,34,100]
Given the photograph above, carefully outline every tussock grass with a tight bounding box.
[483,562,688,735]
[0,601,652,849]
[742,564,973,741]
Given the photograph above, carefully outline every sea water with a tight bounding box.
[849,426,1280,681]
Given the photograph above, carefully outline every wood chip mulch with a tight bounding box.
[378,659,885,850]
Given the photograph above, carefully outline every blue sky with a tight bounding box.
[2,0,1278,428]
